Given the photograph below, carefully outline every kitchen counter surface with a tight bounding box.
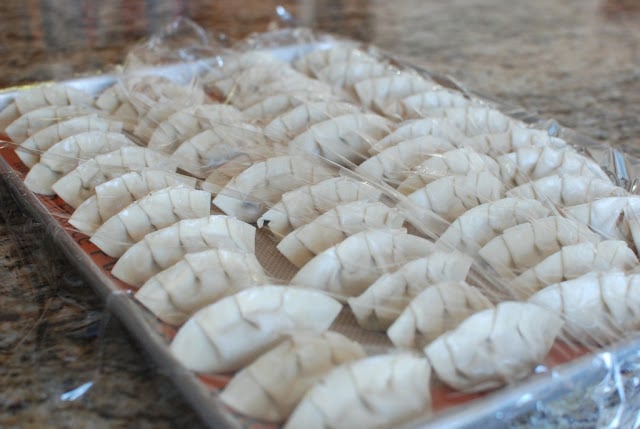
[1,1,639,428]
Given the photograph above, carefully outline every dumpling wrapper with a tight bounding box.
[425,301,563,392]
[52,146,176,208]
[277,200,405,268]
[220,332,365,422]
[387,281,493,348]
[284,353,431,429]
[24,131,133,195]
[170,285,342,373]
[111,215,255,287]
[135,248,266,325]
[90,187,211,257]
[290,228,434,300]
[348,250,474,331]
[68,169,197,235]
[213,155,335,223]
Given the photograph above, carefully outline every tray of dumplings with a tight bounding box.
[2,21,640,428]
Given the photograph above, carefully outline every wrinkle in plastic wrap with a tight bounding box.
[511,347,640,429]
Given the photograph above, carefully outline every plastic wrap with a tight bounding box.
[2,16,640,429]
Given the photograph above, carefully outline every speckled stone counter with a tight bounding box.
[0,1,639,428]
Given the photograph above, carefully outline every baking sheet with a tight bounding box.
[2,37,640,428]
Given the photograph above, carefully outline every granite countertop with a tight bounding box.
[0,1,639,428]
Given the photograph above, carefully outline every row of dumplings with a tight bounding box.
[3,40,640,428]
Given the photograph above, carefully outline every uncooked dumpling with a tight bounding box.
[284,353,432,429]
[220,332,366,422]
[170,285,342,373]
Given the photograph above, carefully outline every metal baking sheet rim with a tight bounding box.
[1,48,639,428]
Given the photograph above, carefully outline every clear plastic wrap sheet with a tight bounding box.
[2,17,640,429]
